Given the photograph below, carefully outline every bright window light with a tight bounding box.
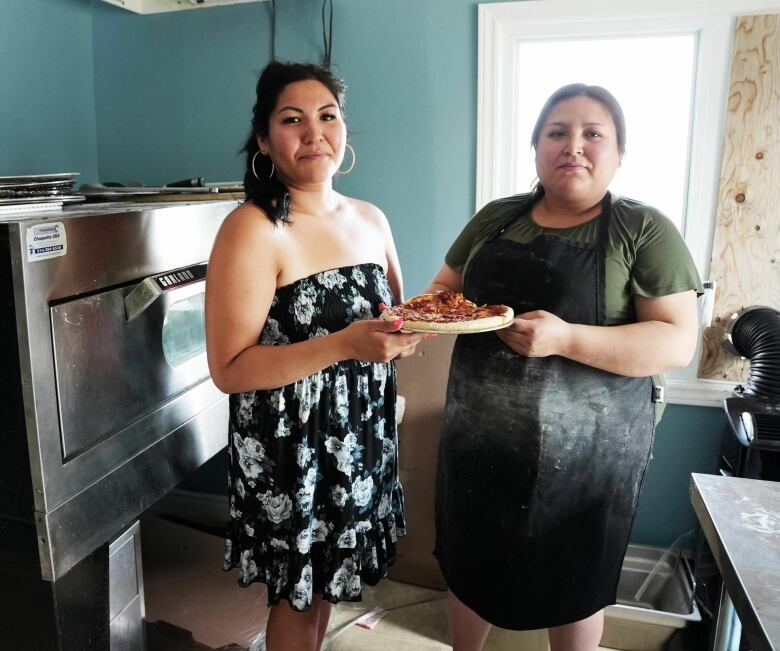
[514,35,696,232]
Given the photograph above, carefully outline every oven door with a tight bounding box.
[37,263,227,579]
[8,203,233,581]
[51,263,211,462]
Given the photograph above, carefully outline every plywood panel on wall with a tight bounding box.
[698,14,780,381]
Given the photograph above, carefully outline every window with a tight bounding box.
[477,0,780,404]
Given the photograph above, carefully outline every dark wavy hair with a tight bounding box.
[531,83,626,156]
[242,61,347,224]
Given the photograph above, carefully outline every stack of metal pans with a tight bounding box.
[0,173,85,210]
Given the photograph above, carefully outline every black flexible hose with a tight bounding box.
[728,307,780,398]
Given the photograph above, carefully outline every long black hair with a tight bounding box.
[242,61,347,224]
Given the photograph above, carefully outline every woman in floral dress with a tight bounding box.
[205,62,424,651]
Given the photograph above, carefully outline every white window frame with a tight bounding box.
[477,0,780,407]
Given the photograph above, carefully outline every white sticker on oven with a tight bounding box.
[27,222,67,261]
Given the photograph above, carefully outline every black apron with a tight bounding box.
[434,193,655,630]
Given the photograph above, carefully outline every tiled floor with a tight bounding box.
[141,514,609,651]
[142,515,266,650]
[142,513,465,650]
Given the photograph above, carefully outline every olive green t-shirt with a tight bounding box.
[445,194,704,325]
[445,194,703,423]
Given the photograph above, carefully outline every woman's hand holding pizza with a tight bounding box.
[341,316,424,363]
[495,310,572,358]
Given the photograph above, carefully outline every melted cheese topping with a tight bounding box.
[384,291,509,323]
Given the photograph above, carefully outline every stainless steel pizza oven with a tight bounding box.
[0,200,235,648]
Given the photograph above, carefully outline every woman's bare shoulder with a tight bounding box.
[222,200,277,231]
[216,201,283,248]
[211,202,284,275]
[342,196,389,232]
[344,195,385,219]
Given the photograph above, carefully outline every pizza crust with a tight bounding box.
[380,295,514,334]
[380,311,514,333]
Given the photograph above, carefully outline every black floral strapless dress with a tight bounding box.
[224,262,406,610]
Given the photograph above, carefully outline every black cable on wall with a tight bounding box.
[322,0,333,68]
[270,0,277,60]
[267,1,333,66]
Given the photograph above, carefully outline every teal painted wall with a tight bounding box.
[0,0,98,182]
[327,1,482,296]
[2,0,731,549]
[631,404,728,548]
[91,1,273,188]
[90,0,503,295]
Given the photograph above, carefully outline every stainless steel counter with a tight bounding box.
[690,473,780,651]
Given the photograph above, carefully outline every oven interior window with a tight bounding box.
[162,293,206,367]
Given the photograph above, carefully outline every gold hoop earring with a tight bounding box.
[251,151,275,180]
[336,143,356,175]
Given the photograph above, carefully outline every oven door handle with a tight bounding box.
[124,263,207,321]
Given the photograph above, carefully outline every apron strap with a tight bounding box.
[489,190,543,243]
[595,192,613,326]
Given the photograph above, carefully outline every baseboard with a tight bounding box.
[150,488,228,529]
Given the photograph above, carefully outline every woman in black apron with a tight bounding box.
[424,85,700,651]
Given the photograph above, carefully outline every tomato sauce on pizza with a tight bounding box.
[380,291,514,333]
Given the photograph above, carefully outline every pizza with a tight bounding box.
[380,290,514,334]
